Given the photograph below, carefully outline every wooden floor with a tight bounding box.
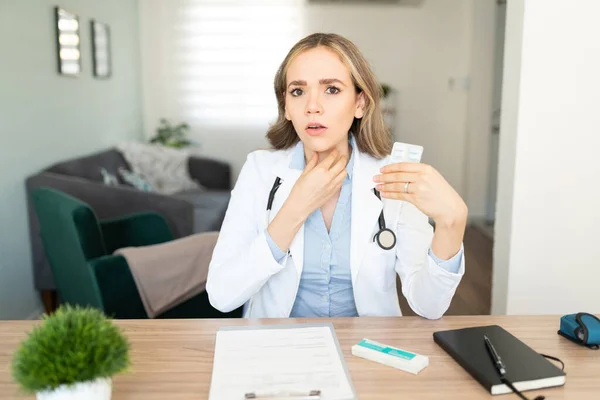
[397,224,493,316]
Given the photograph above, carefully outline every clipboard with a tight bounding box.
[208,323,357,400]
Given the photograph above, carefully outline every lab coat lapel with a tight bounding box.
[270,153,304,281]
[350,149,383,285]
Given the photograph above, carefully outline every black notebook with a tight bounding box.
[433,325,566,395]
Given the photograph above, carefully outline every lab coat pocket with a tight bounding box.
[364,241,396,291]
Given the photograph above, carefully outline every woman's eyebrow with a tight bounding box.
[287,78,347,88]
[320,78,346,87]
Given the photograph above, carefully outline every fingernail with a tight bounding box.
[373,175,380,182]
[376,184,382,190]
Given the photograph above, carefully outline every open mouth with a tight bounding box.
[305,123,328,136]
[306,122,327,130]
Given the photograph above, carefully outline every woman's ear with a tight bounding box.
[354,92,366,119]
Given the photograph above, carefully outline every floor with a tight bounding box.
[397,224,493,316]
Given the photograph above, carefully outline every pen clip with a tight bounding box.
[245,389,321,400]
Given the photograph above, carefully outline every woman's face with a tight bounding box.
[284,47,365,155]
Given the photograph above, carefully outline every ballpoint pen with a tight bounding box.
[484,335,506,376]
[245,389,321,399]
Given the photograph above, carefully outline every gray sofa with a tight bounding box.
[26,148,232,292]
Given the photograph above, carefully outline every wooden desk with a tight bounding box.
[1,316,598,399]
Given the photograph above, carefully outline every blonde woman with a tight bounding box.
[206,33,467,319]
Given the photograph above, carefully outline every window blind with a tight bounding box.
[170,0,304,126]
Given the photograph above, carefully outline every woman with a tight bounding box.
[206,33,467,319]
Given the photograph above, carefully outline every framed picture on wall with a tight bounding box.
[91,19,111,78]
[54,7,81,76]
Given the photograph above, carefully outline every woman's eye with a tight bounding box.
[289,87,339,96]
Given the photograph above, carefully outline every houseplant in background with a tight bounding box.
[379,83,396,134]
[11,305,130,400]
[380,83,391,99]
[149,118,193,148]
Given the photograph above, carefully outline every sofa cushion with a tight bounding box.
[172,189,231,233]
[46,149,131,185]
[116,141,204,195]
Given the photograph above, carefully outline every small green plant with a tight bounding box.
[11,305,130,394]
[380,83,392,99]
[149,118,192,148]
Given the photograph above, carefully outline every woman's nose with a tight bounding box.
[305,94,323,115]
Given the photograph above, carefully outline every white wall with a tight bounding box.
[463,0,496,220]
[492,0,600,314]
[486,3,506,222]
[0,0,143,319]
[139,1,492,213]
[491,0,524,315]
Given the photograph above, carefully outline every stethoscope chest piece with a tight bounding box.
[372,188,397,251]
[374,228,396,250]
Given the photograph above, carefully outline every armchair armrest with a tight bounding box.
[100,212,174,254]
[188,156,231,190]
[88,255,148,319]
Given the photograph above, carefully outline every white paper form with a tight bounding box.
[208,324,356,400]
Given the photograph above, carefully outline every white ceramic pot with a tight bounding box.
[36,377,112,400]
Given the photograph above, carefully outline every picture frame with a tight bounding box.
[54,6,81,77]
[90,19,111,78]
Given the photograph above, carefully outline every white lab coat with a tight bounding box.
[206,140,465,319]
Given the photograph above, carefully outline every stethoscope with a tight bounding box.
[266,177,397,250]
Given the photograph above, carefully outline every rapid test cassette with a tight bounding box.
[351,338,429,375]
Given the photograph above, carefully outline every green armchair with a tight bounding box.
[30,187,242,319]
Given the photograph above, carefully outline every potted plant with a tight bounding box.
[379,83,395,133]
[380,83,391,99]
[379,83,393,110]
[149,118,193,148]
[11,305,130,400]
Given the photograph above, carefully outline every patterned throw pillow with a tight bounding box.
[118,167,153,192]
[100,168,119,186]
[116,141,204,195]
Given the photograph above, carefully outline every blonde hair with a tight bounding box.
[266,33,392,159]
